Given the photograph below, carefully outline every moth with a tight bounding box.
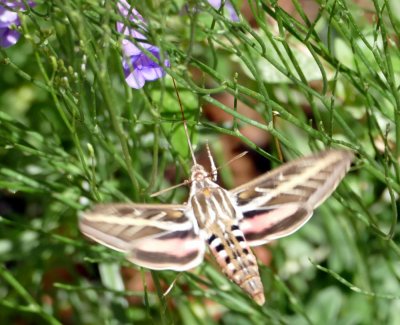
[80,143,353,305]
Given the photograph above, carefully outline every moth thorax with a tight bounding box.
[190,186,236,229]
[207,227,265,305]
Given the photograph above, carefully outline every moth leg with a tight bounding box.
[163,273,183,297]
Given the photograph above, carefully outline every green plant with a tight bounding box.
[1,1,399,324]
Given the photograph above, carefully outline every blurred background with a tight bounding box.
[1,0,399,324]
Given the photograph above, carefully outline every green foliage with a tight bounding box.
[1,0,400,324]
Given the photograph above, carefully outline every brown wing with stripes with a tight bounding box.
[231,150,353,246]
[79,203,205,271]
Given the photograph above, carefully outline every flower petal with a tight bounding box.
[121,39,142,56]
[0,1,35,47]
[207,0,239,22]
[208,0,222,9]
[0,9,19,27]
[141,66,166,81]
[225,2,239,22]
[117,0,143,21]
[116,1,169,89]
[125,70,146,89]
[0,27,20,48]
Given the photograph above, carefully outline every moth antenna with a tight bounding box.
[150,179,191,197]
[172,78,197,165]
[205,141,218,181]
[212,151,248,175]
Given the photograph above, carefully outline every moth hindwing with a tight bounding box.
[80,148,353,305]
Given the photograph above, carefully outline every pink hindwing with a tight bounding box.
[233,150,354,246]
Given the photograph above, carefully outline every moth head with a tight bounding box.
[190,164,208,182]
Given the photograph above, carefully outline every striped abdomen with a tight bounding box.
[207,224,265,305]
[191,185,265,305]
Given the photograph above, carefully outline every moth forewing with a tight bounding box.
[232,150,354,246]
[303,150,354,208]
[79,203,206,271]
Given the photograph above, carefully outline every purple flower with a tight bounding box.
[122,46,168,89]
[117,0,169,89]
[208,0,239,22]
[0,1,35,48]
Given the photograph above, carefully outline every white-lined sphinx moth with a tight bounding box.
[80,146,353,305]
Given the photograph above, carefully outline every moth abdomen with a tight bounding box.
[207,228,265,305]
[239,276,265,305]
